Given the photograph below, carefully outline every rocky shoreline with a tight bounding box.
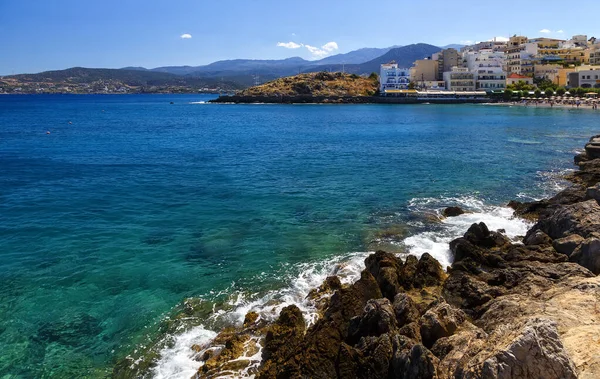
[116,137,600,378]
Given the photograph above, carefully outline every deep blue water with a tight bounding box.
[0,94,597,377]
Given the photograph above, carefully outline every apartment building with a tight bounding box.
[443,67,476,91]
[380,63,411,93]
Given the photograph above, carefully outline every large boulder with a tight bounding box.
[478,318,578,379]
[570,237,600,275]
[347,298,398,344]
[390,336,439,379]
[553,234,585,257]
[419,302,467,348]
[523,230,552,247]
[392,293,421,327]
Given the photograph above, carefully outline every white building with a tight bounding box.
[464,49,506,91]
[443,67,476,91]
[568,69,600,88]
[380,63,411,94]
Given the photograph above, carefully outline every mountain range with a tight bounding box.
[1,43,462,92]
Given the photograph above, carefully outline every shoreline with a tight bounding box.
[489,100,600,111]
[124,136,600,379]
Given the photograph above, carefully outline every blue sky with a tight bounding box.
[1,0,598,75]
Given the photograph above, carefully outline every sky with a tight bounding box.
[1,0,598,75]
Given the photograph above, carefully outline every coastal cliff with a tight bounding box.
[170,136,600,379]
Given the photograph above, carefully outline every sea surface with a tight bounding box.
[0,94,598,378]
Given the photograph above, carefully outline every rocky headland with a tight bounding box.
[210,72,380,104]
[114,137,600,378]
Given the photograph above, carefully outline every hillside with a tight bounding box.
[1,67,243,94]
[236,72,379,97]
[305,43,442,75]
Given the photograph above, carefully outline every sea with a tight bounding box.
[0,94,598,378]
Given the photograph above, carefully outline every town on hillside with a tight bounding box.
[380,34,600,100]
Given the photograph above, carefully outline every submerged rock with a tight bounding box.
[442,206,465,217]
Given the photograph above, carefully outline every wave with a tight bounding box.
[151,194,535,378]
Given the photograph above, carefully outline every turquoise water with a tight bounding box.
[0,95,597,377]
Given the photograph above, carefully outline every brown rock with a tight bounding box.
[419,302,467,348]
[553,234,585,257]
[347,298,397,344]
[243,311,259,327]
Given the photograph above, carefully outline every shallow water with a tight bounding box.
[0,94,597,377]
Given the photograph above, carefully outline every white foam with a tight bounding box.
[189,101,206,104]
[153,326,217,379]
[404,196,531,268]
[152,251,371,378]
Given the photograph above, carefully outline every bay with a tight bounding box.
[0,94,597,377]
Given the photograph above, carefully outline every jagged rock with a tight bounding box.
[348,298,397,344]
[432,323,488,377]
[570,237,600,275]
[528,199,600,240]
[391,336,439,379]
[585,183,600,202]
[573,158,600,187]
[464,222,511,249]
[553,234,585,257]
[478,318,578,379]
[393,293,420,327]
[262,305,305,362]
[412,253,447,288]
[398,322,422,342]
[326,270,383,328]
[202,334,250,373]
[419,302,467,348]
[243,311,259,327]
[523,230,552,246]
[366,251,403,300]
[443,206,465,217]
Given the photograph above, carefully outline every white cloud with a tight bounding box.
[491,36,509,42]
[277,41,302,49]
[321,42,338,52]
[460,40,474,45]
[305,42,339,58]
[276,40,339,58]
[291,33,296,36]
[539,29,551,34]
[180,33,192,39]
[557,29,565,34]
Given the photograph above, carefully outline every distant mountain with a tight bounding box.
[304,44,442,75]
[130,46,401,78]
[4,67,243,93]
[440,44,464,50]
[314,46,400,65]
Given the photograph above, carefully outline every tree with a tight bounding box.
[534,89,542,98]
[556,87,566,96]
[545,88,554,97]
[368,72,378,81]
[503,89,513,100]
[408,82,416,90]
